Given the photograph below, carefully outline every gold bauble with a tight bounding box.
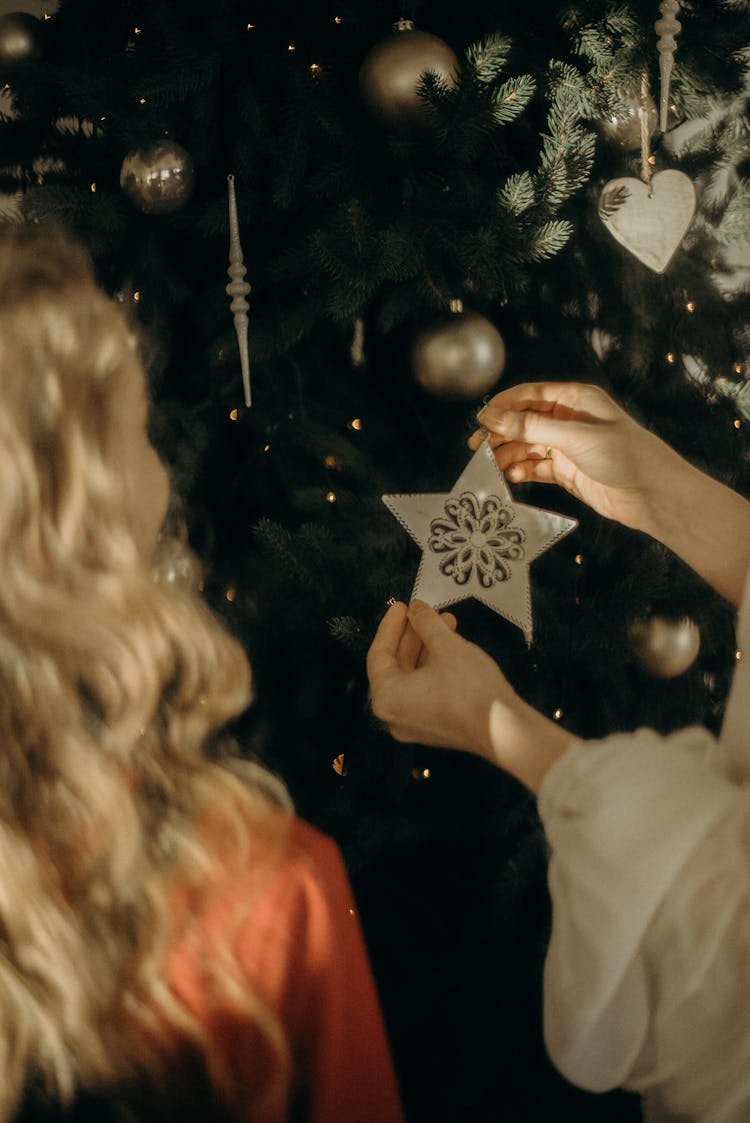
[629,615,700,678]
[120,140,196,215]
[595,89,659,152]
[359,19,459,126]
[411,309,506,400]
[0,12,43,69]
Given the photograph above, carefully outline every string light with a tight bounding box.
[666,352,676,364]
[734,419,742,430]
[309,63,321,76]
[138,97,147,105]
[229,408,239,421]
[43,11,52,19]
[246,23,255,30]
[263,443,271,453]
[225,587,237,603]
[133,291,141,302]
[326,490,337,504]
[288,42,296,52]
[332,753,347,775]
[411,767,431,780]
[134,26,142,35]
[737,650,743,662]
[348,417,363,431]
[334,15,343,23]
[734,362,744,374]
[90,182,97,192]
[324,454,338,468]
[574,554,583,565]
[553,708,563,720]
[685,301,695,312]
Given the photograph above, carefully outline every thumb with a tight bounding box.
[481,406,587,457]
[407,600,455,650]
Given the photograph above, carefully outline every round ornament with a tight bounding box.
[120,140,196,215]
[411,305,506,400]
[359,18,459,126]
[595,88,658,152]
[0,12,43,69]
[629,615,700,678]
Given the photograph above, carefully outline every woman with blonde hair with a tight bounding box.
[0,223,403,1123]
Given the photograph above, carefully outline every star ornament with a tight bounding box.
[383,439,578,643]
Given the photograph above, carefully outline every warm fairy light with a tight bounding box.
[90,182,97,192]
[326,490,337,504]
[574,554,583,565]
[310,63,321,75]
[229,408,239,421]
[685,301,695,312]
[333,753,347,775]
[734,419,742,429]
[737,650,743,661]
[324,454,338,468]
[139,97,147,105]
[411,767,432,780]
[134,26,142,35]
[225,587,237,603]
[263,443,271,453]
[666,352,675,364]
[348,417,363,431]
[36,174,44,185]
[246,23,255,29]
[288,42,296,52]
[100,115,106,122]
[133,291,141,302]
[648,154,656,165]
[734,362,744,374]
[43,11,51,19]
[553,708,563,720]
[334,15,343,22]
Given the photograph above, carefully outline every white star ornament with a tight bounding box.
[382,439,578,643]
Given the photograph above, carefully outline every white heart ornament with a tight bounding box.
[599,169,696,274]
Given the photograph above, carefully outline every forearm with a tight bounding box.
[641,448,750,608]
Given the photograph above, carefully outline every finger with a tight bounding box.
[479,407,597,461]
[505,457,559,485]
[490,440,549,472]
[366,601,408,682]
[396,620,425,671]
[477,381,617,423]
[407,599,456,652]
[416,610,457,667]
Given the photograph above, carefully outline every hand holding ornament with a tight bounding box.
[471,381,750,608]
[470,381,675,533]
[367,600,572,793]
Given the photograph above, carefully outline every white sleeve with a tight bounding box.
[537,726,740,1094]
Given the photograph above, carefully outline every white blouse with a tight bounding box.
[537,573,750,1123]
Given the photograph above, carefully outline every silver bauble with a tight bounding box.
[120,140,196,215]
[0,12,43,69]
[629,615,700,678]
[411,310,506,400]
[359,19,459,126]
[595,89,659,152]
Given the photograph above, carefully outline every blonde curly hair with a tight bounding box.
[0,224,292,1121]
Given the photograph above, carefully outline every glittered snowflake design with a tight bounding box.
[428,492,526,588]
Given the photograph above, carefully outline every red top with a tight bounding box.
[166,817,405,1123]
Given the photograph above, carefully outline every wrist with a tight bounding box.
[482,696,573,794]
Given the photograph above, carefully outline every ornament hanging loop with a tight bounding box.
[655,0,681,133]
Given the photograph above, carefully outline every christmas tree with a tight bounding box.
[2,1,748,1118]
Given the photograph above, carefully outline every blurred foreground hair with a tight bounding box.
[0,223,291,1121]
